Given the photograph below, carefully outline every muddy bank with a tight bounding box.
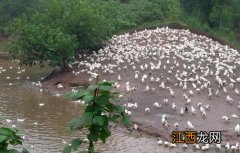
[41,69,172,141]
[0,52,9,59]
[41,26,240,149]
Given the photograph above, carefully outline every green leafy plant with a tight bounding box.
[6,21,78,68]
[63,81,131,153]
[0,118,29,153]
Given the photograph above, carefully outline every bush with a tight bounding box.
[7,21,78,67]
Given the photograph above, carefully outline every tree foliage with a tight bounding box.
[7,21,78,67]
[1,0,240,66]
[0,0,36,32]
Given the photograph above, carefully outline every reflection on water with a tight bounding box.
[0,59,221,153]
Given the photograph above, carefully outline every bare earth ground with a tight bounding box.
[42,27,240,148]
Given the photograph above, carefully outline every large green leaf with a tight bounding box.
[8,149,19,153]
[83,112,94,126]
[108,115,121,123]
[83,94,94,104]
[63,145,71,153]
[0,136,6,143]
[87,132,99,142]
[92,116,106,127]
[87,84,99,92]
[70,138,82,151]
[0,128,14,137]
[99,127,111,144]
[122,116,131,126]
[95,94,110,105]
[115,105,125,114]
[69,112,93,129]
[65,90,86,100]
[69,117,85,130]
[105,103,115,112]
[98,85,111,91]
[22,149,29,153]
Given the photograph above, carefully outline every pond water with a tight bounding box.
[0,59,223,153]
[0,59,161,153]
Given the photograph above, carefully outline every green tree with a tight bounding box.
[209,0,234,29]
[7,21,78,68]
[0,0,36,32]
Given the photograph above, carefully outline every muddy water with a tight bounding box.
[0,59,226,153]
[0,59,161,153]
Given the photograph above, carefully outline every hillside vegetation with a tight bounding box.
[0,0,239,67]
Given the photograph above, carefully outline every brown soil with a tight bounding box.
[0,52,9,59]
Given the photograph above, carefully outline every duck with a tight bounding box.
[201,144,210,151]
[163,99,169,104]
[225,143,230,150]
[231,114,239,118]
[180,107,184,115]
[144,108,150,113]
[161,114,167,125]
[235,124,240,134]
[117,74,121,81]
[6,119,12,123]
[133,124,139,130]
[189,90,194,96]
[17,118,25,122]
[172,103,177,109]
[173,122,179,128]
[157,138,163,145]
[226,95,233,104]
[145,85,149,92]
[134,72,139,79]
[164,141,170,146]
[201,111,207,118]
[125,109,132,116]
[169,143,177,148]
[187,121,194,129]
[39,103,45,107]
[191,106,196,114]
[57,83,63,89]
[193,144,200,149]
[222,116,230,122]
[153,102,161,108]
[182,143,188,149]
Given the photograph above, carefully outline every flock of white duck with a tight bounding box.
[68,27,240,151]
[1,27,240,152]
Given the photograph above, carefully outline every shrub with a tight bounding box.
[0,118,29,153]
[64,81,131,153]
[7,21,78,67]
